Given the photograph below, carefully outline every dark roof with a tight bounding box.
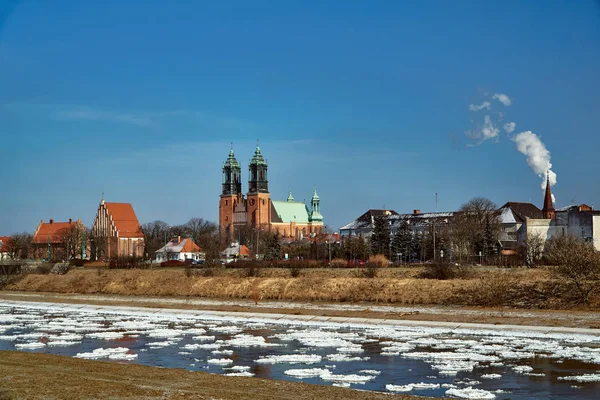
[340,209,455,231]
[499,202,543,223]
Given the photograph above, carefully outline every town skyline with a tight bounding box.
[2,1,599,234]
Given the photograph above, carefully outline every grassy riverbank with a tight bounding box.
[2,266,599,309]
[0,351,433,400]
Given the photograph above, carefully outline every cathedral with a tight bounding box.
[219,144,323,240]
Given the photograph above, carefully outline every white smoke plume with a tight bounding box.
[503,121,516,133]
[469,101,491,111]
[514,131,557,203]
[466,115,499,143]
[492,93,512,106]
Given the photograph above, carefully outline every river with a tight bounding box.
[1,301,599,399]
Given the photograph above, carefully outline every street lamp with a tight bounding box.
[440,249,444,261]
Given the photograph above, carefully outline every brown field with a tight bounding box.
[2,266,598,310]
[0,351,434,400]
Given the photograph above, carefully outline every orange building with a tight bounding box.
[90,198,145,259]
[32,218,84,260]
[219,145,324,241]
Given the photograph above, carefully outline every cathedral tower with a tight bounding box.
[219,147,242,235]
[247,144,271,229]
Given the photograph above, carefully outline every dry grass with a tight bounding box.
[4,267,598,309]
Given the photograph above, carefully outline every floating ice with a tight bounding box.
[481,374,502,379]
[285,368,331,378]
[207,358,233,365]
[446,386,496,399]
[326,354,368,362]
[221,334,279,348]
[386,382,440,392]
[14,342,46,349]
[85,331,125,340]
[74,347,133,360]
[558,373,600,382]
[256,354,322,364]
[512,365,534,374]
[225,371,254,377]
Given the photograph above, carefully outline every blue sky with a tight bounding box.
[1,0,599,234]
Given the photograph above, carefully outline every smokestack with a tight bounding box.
[49,219,54,224]
[413,209,421,215]
[69,218,72,224]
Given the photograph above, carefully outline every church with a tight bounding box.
[219,144,323,240]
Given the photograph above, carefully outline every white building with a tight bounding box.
[155,237,204,262]
[0,236,11,260]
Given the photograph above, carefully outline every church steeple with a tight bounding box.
[248,142,269,194]
[309,189,323,222]
[222,146,242,196]
[542,173,555,220]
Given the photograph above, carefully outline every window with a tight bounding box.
[225,200,228,205]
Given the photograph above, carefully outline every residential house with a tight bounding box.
[155,237,204,262]
[221,242,251,262]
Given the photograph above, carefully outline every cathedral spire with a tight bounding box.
[542,173,555,219]
[248,142,269,194]
[222,147,242,196]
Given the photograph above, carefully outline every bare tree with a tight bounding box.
[57,223,86,260]
[544,235,600,304]
[451,197,501,262]
[140,220,170,258]
[89,228,108,261]
[520,231,545,268]
[5,233,33,260]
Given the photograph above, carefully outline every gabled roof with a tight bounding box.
[498,202,543,224]
[271,200,310,224]
[340,209,400,230]
[104,202,144,238]
[155,238,202,254]
[221,243,251,257]
[32,219,82,244]
[340,209,456,231]
[0,236,10,252]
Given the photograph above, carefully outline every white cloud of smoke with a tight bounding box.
[514,131,557,202]
[503,122,516,133]
[464,92,557,203]
[469,101,491,112]
[492,93,512,106]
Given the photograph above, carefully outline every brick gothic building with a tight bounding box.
[219,145,323,240]
[90,198,145,259]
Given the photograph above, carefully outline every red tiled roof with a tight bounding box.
[105,202,144,238]
[32,220,80,244]
[0,236,10,252]
[181,238,202,253]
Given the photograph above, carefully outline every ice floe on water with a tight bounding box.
[207,358,233,365]
[74,347,137,361]
[2,300,600,400]
[14,342,46,349]
[445,386,496,399]
[386,382,440,392]
[558,373,600,382]
[256,354,321,364]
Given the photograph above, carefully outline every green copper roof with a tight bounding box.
[311,189,320,201]
[287,191,294,202]
[271,200,310,223]
[249,145,268,166]
[224,148,240,169]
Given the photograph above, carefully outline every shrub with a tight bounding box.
[368,254,389,267]
[34,263,54,275]
[159,260,186,268]
[544,235,600,305]
[330,258,347,268]
[69,259,86,267]
[109,256,148,269]
[289,266,302,278]
[358,262,380,278]
[419,262,456,280]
